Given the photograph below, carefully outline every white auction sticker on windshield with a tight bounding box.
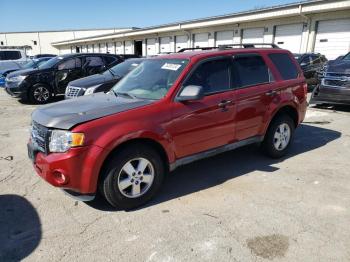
[161,63,182,71]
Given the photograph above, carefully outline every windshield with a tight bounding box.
[105,59,144,77]
[112,59,188,100]
[38,56,63,69]
[22,60,36,69]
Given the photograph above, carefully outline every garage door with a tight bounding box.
[146,38,157,56]
[216,31,234,46]
[160,37,171,53]
[107,42,115,54]
[314,19,350,60]
[175,35,188,52]
[87,45,93,53]
[116,42,123,54]
[125,41,133,54]
[93,44,99,53]
[242,28,264,44]
[194,33,209,48]
[100,43,107,53]
[274,24,303,53]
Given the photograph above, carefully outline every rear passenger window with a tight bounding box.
[232,55,270,88]
[268,53,298,80]
[184,58,231,95]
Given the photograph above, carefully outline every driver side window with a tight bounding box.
[184,58,231,95]
[58,58,81,70]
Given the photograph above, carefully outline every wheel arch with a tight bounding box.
[264,105,299,135]
[98,138,170,185]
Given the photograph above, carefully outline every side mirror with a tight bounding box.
[176,85,204,102]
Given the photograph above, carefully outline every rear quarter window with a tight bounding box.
[268,53,299,80]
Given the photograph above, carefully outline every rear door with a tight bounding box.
[170,57,235,158]
[231,54,276,141]
[55,57,83,94]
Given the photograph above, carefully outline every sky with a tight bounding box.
[0,0,298,32]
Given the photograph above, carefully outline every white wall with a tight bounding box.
[0,28,129,55]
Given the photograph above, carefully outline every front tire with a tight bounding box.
[262,115,295,158]
[29,84,53,104]
[100,144,165,210]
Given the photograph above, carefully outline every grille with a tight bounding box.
[65,86,81,98]
[324,79,350,88]
[31,121,48,153]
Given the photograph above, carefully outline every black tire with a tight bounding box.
[262,114,295,158]
[29,84,53,104]
[100,144,165,210]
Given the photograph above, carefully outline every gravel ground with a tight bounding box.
[0,89,349,262]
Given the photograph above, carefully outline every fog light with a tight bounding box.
[52,170,69,185]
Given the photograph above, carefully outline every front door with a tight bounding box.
[169,57,236,158]
[55,57,83,94]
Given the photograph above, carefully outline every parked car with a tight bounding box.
[0,57,53,87]
[65,58,145,99]
[32,54,56,59]
[294,53,327,89]
[0,61,22,87]
[28,46,307,209]
[0,49,29,64]
[5,53,121,104]
[311,52,350,105]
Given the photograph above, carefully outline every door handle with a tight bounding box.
[265,90,277,97]
[218,100,233,107]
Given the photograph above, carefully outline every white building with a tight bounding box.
[2,0,350,60]
[0,28,135,56]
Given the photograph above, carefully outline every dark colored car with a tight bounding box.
[32,54,57,59]
[28,46,307,210]
[311,52,350,105]
[65,58,145,99]
[5,53,121,104]
[294,53,327,88]
[0,57,53,87]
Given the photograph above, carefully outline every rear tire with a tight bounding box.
[29,84,53,104]
[262,114,295,158]
[100,144,165,210]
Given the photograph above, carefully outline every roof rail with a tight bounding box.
[218,43,279,49]
[177,47,218,52]
[177,43,279,53]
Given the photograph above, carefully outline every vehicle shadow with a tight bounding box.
[0,195,41,261]
[18,95,64,105]
[310,104,350,113]
[87,124,341,212]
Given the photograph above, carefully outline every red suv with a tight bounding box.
[28,45,307,209]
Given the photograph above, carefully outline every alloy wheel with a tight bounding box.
[273,123,291,151]
[33,86,50,102]
[117,158,155,198]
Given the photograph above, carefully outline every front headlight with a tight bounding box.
[49,130,85,153]
[7,75,27,83]
[84,84,101,96]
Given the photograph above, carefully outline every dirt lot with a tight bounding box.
[0,89,349,262]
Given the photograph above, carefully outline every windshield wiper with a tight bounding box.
[114,91,137,99]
